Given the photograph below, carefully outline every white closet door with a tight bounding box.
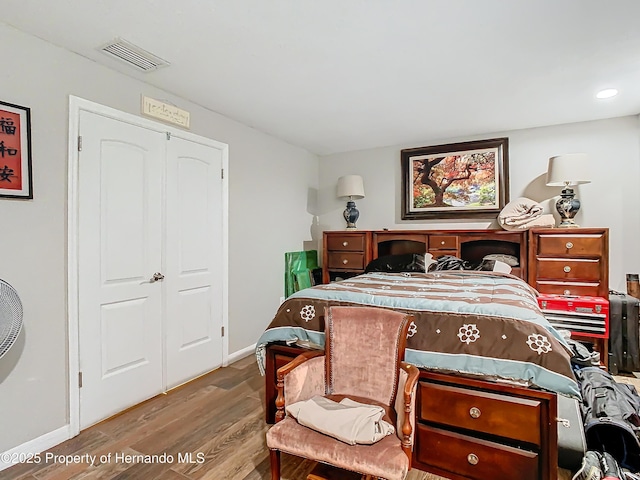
[164,136,224,388]
[78,111,164,429]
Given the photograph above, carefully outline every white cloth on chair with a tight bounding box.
[285,395,395,445]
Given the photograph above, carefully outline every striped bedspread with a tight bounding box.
[256,271,580,399]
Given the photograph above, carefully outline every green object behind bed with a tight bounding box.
[285,250,319,298]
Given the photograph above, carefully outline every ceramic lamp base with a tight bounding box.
[556,187,581,228]
[343,200,360,229]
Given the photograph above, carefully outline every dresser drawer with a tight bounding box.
[428,235,458,250]
[535,258,601,281]
[537,234,603,257]
[535,280,601,297]
[419,382,542,445]
[326,234,366,252]
[416,424,539,480]
[326,252,365,270]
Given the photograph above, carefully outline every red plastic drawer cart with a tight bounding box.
[537,294,609,367]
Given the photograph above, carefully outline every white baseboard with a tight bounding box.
[227,343,256,364]
[0,425,71,471]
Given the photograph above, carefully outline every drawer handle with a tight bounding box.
[441,240,445,245]
[564,289,571,296]
[342,259,348,265]
[566,242,573,249]
[469,407,481,419]
[563,266,571,273]
[342,241,349,247]
[467,453,479,466]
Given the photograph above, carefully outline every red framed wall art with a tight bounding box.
[0,100,32,199]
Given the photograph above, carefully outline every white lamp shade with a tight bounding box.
[546,153,591,186]
[337,175,365,199]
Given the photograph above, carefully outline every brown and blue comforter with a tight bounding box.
[256,271,580,398]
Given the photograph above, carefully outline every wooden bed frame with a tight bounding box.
[264,230,559,480]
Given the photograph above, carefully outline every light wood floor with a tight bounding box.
[2,355,572,480]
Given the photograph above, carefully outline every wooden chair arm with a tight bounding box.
[399,361,420,460]
[275,350,325,422]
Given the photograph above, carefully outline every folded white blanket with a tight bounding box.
[500,213,556,231]
[286,395,395,445]
[498,197,544,227]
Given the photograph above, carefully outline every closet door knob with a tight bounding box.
[150,272,165,282]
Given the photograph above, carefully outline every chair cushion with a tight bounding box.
[266,417,409,480]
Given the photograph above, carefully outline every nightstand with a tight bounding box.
[528,228,609,298]
[322,231,371,283]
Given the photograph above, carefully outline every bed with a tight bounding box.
[257,244,581,479]
[256,270,579,399]
[256,230,584,480]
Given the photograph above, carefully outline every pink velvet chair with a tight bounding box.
[266,305,420,480]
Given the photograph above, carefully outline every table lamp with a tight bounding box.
[546,153,591,228]
[336,175,365,229]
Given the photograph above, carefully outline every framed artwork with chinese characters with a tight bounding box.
[0,100,32,199]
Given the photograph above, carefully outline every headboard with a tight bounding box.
[322,229,528,283]
[371,229,526,279]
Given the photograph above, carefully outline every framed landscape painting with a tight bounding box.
[401,137,509,220]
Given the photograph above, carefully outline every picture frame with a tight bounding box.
[401,137,509,220]
[0,100,33,199]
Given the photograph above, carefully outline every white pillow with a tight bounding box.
[491,260,512,274]
[483,253,519,267]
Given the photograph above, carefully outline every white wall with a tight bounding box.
[0,23,318,453]
[318,116,640,292]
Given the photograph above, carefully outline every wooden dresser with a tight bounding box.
[528,227,609,298]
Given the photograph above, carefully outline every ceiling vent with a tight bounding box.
[99,38,170,72]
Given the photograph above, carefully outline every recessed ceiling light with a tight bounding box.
[596,88,618,99]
